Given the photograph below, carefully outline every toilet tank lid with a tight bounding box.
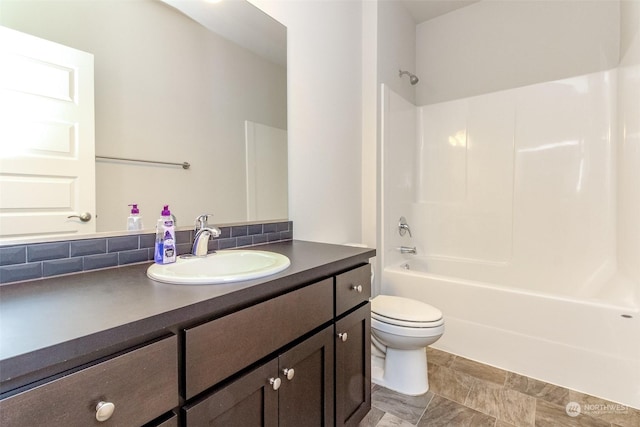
[371,295,442,322]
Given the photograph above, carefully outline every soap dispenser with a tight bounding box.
[154,205,176,264]
[127,204,144,231]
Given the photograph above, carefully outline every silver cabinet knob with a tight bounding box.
[283,368,295,381]
[95,401,115,422]
[350,284,363,293]
[269,377,281,390]
[67,212,92,222]
[338,332,348,342]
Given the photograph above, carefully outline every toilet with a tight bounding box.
[342,243,444,396]
[370,294,444,396]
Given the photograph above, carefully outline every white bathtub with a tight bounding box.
[381,259,640,409]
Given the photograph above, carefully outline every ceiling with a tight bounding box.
[160,0,482,65]
[160,0,286,66]
[399,0,482,23]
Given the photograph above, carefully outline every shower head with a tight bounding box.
[399,69,419,85]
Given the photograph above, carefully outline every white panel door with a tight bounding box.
[245,121,288,221]
[0,26,95,239]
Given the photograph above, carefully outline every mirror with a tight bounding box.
[0,0,287,239]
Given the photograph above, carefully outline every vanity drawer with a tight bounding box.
[335,264,371,317]
[184,278,333,399]
[0,336,178,427]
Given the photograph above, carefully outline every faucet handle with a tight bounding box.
[195,213,214,230]
[398,216,412,237]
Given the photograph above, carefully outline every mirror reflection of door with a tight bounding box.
[0,26,96,239]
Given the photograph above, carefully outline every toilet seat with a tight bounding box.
[372,312,444,328]
[371,295,443,328]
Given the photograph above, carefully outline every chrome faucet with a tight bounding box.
[191,214,221,256]
[400,246,417,255]
[398,216,412,237]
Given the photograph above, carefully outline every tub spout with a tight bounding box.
[400,246,417,254]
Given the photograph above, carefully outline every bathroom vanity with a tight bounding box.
[0,240,374,426]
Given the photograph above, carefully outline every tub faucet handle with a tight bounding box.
[400,246,417,255]
[399,216,412,237]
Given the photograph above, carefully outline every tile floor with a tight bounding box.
[359,347,640,427]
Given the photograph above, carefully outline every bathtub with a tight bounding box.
[381,259,640,409]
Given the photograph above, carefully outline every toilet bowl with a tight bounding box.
[340,243,444,395]
[370,294,444,396]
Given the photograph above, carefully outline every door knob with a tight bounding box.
[338,332,348,342]
[67,212,92,222]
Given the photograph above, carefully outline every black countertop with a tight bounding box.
[0,240,375,394]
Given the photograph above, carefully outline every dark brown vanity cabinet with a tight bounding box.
[0,256,373,427]
[334,265,372,427]
[184,326,335,427]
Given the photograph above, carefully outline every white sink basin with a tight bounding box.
[147,250,291,285]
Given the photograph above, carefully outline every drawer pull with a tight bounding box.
[283,368,295,380]
[95,401,115,422]
[269,377,282,391]
[338,332,348,342]
[350,284,363,293]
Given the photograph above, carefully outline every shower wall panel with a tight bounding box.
[381,85,416,268]
[413,70,617,296]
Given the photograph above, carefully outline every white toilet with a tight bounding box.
[370,294,445,396]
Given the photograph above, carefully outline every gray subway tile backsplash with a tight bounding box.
[0,221,292,285]
[107,236,139,253]
[0,246,26,266]
[248,224,263,235]
[0,263,43,283]
[263,223,278,233]
[118,249,151,265]
[231,226,248,237]
[139,234,155,249]
[277,222,290,232]
[43,258,84,277]
[83,253,119,271]
[175,230,192,245]
[70,239,107,257]
[236,236,253,247]
[27,242,70,262]
[218,238,238,250]
[252,234,268,245]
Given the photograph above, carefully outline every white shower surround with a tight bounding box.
[380,67,640,408]
[379,0,640,408]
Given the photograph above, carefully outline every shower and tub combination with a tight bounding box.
[377,0,640,409]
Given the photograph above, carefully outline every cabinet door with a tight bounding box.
[335,303,371,427]
[278,326,334,427]
[183,360,279,427]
